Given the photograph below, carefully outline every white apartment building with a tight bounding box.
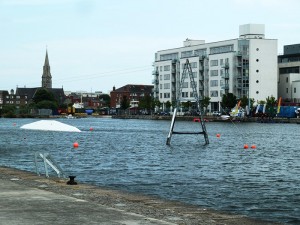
[278,44,300,103]
[152,24,278,112]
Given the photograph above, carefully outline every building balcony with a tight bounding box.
[222,62,229,69]
[152,70,159,76]
[236,83,242,89]
[199,86,204,91]
[236,51,242,57]
[221,73,229,79]
[172,68,176,73]
[236,62,242,67]
[221,83,229,90]
[236,74,242,79]
[153,88,159,93]
[152,79,159,84]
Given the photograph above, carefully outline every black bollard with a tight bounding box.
[67,176,77,185]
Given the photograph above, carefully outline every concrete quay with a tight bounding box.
[0,167,282,225]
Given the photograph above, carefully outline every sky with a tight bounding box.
[1,0,300,94]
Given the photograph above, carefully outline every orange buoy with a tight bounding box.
[251,145,256,149]
[244,144,249,149]
[89,127,93,131]
[216,133,220,138]
[73,142,79,148]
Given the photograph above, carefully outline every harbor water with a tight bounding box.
[0,117,299,224]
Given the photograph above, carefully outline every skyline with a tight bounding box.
[1,0,300,93]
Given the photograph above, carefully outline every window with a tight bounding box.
[164,83,170,89]
[210,91,218,97]
[210,80,218,87]
[160,75,162,80]
[182,92,188,97]
[256,91,259,94]
[210,70,218,76]
[220,59,224,65]
[181,51,193,58]
[190,92,195,97]
[160,84,162,89]
[210,60,218,66]
[194,48,207,57]
[256,59,259,62]
[294,88,296,93]
[164,65,170,71]
[286,77,289,83]
[286,88,289,93]
[160,53,179,61]
[190,62,197,68]
[256,80,259,83]
[192,72,197,78]
[164,74,170,80]
[210,45,234,54]
[160,66,162,71]
[164,93,170,98]
[182,82,188,88]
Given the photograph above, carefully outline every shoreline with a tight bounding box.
[0,166,282,225]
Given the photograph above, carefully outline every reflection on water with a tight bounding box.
[1,118,300,224]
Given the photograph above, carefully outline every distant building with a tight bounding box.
[278,44,300,104]
[3,50,65,111]
[110,84,154,109]
[41,50,52,88]
[152,24,278,112]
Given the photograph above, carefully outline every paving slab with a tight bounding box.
[0,167,282,225]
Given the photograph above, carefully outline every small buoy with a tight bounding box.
[251,145,256,149]
[244,144,249,149]
[73,142,79,148]
[216,133,220,138]
[89,127,93,131]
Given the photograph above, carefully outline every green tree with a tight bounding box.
[265,96,277,118]
[221,93,237,113]
[165,101,172,111]
[240,96,255,109]
[120,95,130,110]
[2,105,16,118]
[200,96,210,114]
[33,88,56,103]
[99,94,111,107]
[36,100,58,110]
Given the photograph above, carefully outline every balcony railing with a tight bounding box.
[221,83,229,90]
[152,70,159,75]
[221,73,229,79]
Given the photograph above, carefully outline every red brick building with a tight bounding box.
[110,84,153,109]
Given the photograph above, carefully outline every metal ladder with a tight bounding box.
[166,59,209,145]
[34,152,65,178]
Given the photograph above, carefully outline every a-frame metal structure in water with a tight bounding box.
[166,59,209,145]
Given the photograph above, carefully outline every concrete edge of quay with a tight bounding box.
[112,114,300,123]
[0,166,282,225]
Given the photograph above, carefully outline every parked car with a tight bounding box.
[212,111,221,116]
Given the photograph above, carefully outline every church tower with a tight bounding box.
[41,50,52,88]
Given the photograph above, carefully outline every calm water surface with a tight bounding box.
[0,117,299,224]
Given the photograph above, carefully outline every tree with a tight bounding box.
[99,94,111,107]
[138,95,152,111]
[165,101,172,111]
[200,96,210,114]
[221,93,237,113]
[120,95,130,110]
[265,96,277,118]
[32,88,56,104]
[240,96,255,109]
[2,105,16,118]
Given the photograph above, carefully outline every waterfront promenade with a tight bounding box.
[0,167,281,225]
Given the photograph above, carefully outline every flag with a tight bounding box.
[277,97,282,114]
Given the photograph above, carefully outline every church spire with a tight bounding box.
[41,49,52,88]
